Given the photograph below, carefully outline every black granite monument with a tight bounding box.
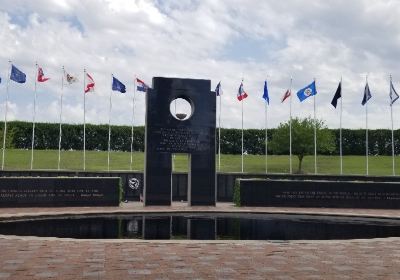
[144,77,216,206]
[0,177,120,207]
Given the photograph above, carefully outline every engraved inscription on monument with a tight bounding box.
[239,179,400,209]
[275,190,400,201]
[153,127,209,153]
[0,177,120,207]
[0,187,105,200]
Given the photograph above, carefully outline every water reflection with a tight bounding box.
[1,214,400,240]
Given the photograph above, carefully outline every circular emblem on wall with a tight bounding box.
[128,178,140,190]
[304,88,312,96]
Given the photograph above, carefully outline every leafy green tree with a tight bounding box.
[270,117,335,173]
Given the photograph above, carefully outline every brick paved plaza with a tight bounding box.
[1,203,400,279]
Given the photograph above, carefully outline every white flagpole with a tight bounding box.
[107,74,113,172]
[265,98,268,174]
[241,79,244,173]
[289,77,293,174]
[30,62,38,170]
[366,75,369,176]
[172,99,176,171]
[314,78,317,174]
[340,76,343,175]
[218,92,221,172]
[130,77,136,170]
[83,69,86,171]
[390,75,395,176]
[57,67,65,170]
[2,61,11,170]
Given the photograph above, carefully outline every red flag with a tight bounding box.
[237,81,248,101]
[281,89,291,103]
[84,73,95,93]
[37,67,49,82]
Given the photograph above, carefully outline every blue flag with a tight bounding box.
[112,76,126,93]
[390,80,399,105]
[361,83,372,105]
[262,80,269,104]
[215,81,222,96]
[10,65,26,83]
[296,81,317,102]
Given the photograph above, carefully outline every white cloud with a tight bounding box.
[0,0,400,131]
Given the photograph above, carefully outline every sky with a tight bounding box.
[1,0,400,130]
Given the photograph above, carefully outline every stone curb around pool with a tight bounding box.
[1,234,400,245]
[1,207,400,221]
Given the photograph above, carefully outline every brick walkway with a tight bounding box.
[1,203,400,279]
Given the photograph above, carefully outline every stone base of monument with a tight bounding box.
[0,177,121,207]
[235,179,400,209]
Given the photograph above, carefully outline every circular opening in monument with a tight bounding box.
[1,213,400,240]
[169,98,193,121]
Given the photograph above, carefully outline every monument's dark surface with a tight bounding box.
[144,77,216,206]
[0,177,120,207]
[238,179,400,209]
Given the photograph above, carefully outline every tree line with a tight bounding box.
[1,120,400,156]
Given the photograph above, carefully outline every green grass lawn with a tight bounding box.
[1,148,399,176]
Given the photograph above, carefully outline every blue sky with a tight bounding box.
[1,0,400,130]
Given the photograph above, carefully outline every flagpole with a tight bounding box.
[218,92,221,172]
[241,79,244,173]
[340,76,343,175]
[313,78,317,174]
[30,62,38,170]
[289,77,293,174]
[107,74,113,172]
[366,75,369,176]
[57,67,65,170]
[130,77,136,170]
[83,69,86,171]
[172,98,176,171]
[2,61,11,170]
[391,75,395,176]
[265,97,268,174]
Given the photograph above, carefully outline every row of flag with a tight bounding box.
[1,64,149,93]
[217,78,399,108]
[3,64,399,109]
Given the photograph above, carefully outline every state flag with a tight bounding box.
[37,66,50,82]
[10,65,26,83]
[84,73,95,93]
[215,81,222,96]
[361,83,372,105]
[237,81,248,101]
[112,76,126,93]
[136,78,148,92]
[262,80,269,104]
[281,89,291,103]
[390,80,399,105]
[296,81,317,102]
[331,82,342,108]
[64,71,77,84]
